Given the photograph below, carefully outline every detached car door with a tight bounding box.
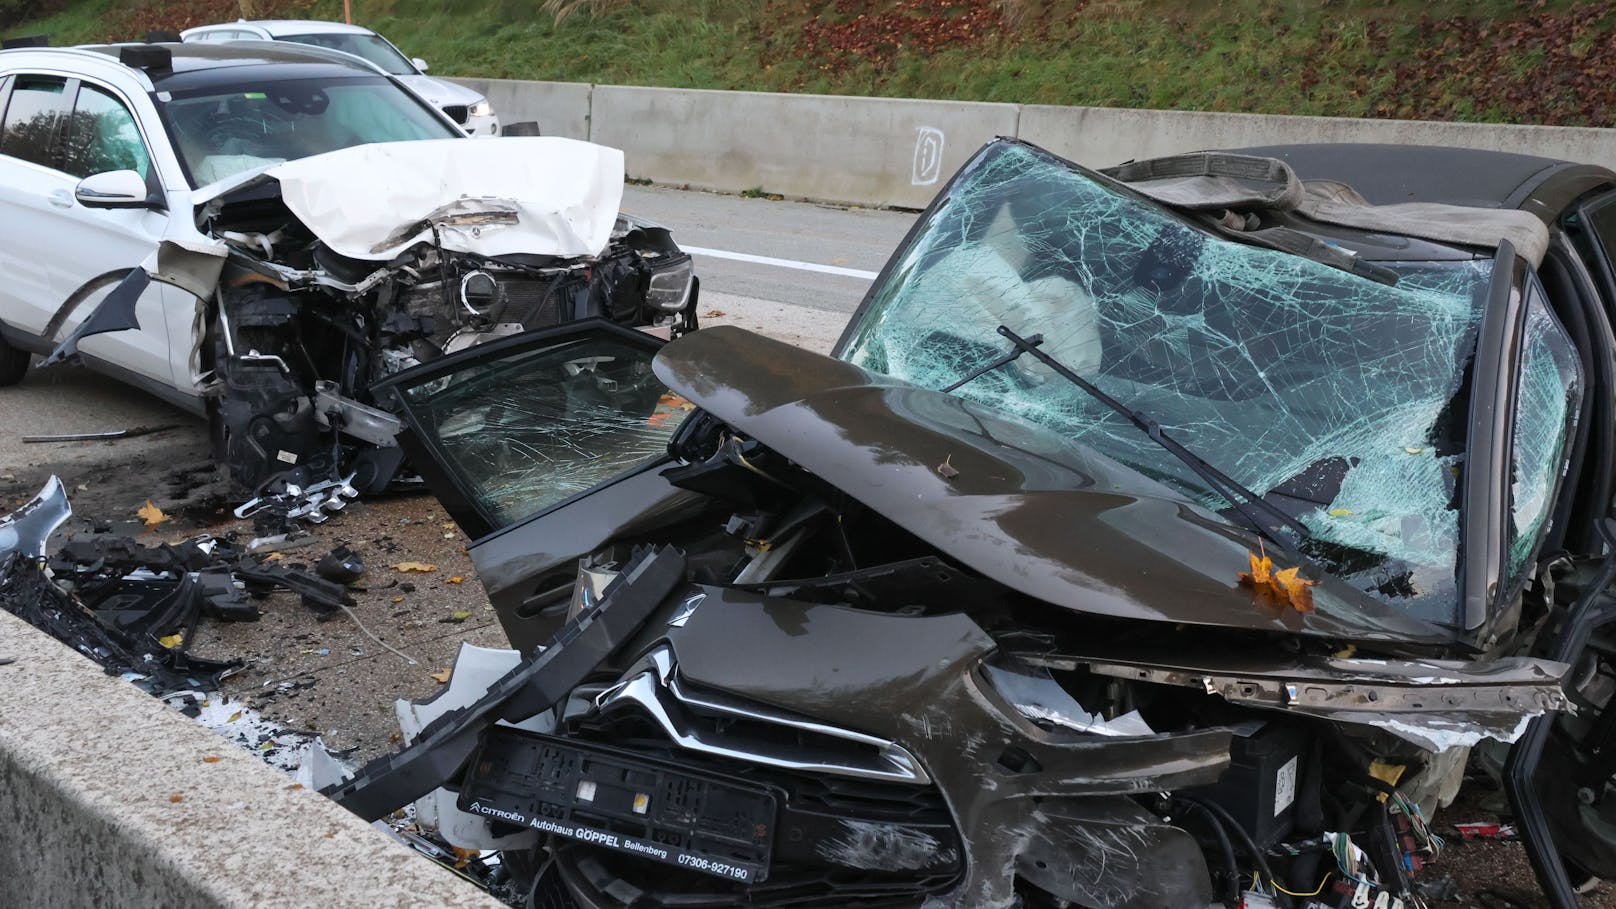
[373,320,702,647]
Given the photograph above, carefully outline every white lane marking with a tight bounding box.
[682,245,880,281]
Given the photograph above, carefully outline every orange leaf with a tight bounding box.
[137,500,169,528]
[1273,566,1319,614]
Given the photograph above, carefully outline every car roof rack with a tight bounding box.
[1,35,50,50]
[118,44,171,72]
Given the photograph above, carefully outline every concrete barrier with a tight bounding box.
[457,77,1616,208]
[589,85,1020,208]
[451,77,593,140]
[0,609,506,909]
[1018,104,1616,173]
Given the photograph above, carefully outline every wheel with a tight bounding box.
[0,334,30,386]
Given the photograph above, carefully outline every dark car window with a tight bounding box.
[386,332,690,534]
[61,83,150,180]
[1507,282,1583,586]
[0,75,71,170]
[277,32,416,75]
[157,74,459,186]
[1582,195,1616,279]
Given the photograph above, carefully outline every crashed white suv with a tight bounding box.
[0,41,697,493]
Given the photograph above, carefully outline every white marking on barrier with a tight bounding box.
[912,127,945,186]
[683,245,880,281]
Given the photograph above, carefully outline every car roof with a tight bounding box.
[51,41,388,90]
[1233,143,1616,219]
[193,19,376,37]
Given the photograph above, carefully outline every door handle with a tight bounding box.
[48,189,74,209]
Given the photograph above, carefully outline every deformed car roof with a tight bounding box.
[1235,142,1616,217]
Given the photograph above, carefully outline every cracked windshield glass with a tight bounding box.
[842,142,1492,624]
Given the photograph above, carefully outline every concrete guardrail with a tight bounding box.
[453,77,1616,209]
[0,608,506,909]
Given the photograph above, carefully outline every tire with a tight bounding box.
[0,334,30,386]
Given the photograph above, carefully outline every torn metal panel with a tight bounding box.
[1038,648,1570,751]
[0,475,70,559]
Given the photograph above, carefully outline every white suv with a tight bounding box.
[0,41,695,493]
[180,20,499,136]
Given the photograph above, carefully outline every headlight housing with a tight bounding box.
[468,99,494,118]
[645,255,694,312]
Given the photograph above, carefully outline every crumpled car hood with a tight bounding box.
[201,137,625,261]
[655,326,1456,646]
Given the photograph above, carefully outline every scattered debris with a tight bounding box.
[1454,822,1520,840]
[393,562,437,573]
[316,545,367,585]
[429,667,453,684]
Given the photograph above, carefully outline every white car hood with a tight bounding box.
[260,137,625,261]
[394,74,483,108]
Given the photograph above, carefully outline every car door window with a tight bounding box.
[0,75,70,170]
[1507,282,1583,587]
[375,324,690,538]
[61,83,150,180]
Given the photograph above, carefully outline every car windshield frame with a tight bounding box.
[276,32,416,75]
[151,73,461,188]
[834,139,1547,631]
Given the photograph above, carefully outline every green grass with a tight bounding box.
[5,0,1613,125]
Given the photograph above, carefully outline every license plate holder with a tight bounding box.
[458,726,777,883]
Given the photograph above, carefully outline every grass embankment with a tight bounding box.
[6,0,1616,127]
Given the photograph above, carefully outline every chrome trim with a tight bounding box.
[594,647,930,785]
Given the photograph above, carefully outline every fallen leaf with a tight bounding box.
[157,633,184,649]
[137,500,170,528]
[226,711,242,723]
[1404,446,1426,455]
[286,783,305,791]
[453,847,477,869]
[449,610,472,622]
[1238,549,1273,587]
[1273,566,1319,614]
[393,561,438,573]
[1327,508,1354,517]
[441,521,456,530]
[936,455,960,479]
[447,576,465,585]
[705,308,727,317]
[430,667,452,684]
[391,596,405,604]
[168,793,184,803]
[201,755,222,764]
[1238,547,1315,613]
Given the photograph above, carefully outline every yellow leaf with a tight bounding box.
[158,634,184,649]
[393,561,438,573]
[226,711,242,723]
[137,500,169,527]
[1404,446,1425,455]
[1273,566,1319,614]
[391,596,405,604]
[450,610,472,621]
[1327,508,1354,517]
[430,667,452,684]
[201,755,221,764]
[447,576,465,585]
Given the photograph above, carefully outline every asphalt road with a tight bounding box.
[0,186,918,479]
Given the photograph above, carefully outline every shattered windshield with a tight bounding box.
[156,75,459,186]
[841,142,1492,624]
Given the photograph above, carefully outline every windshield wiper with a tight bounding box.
[981,325,1314,551]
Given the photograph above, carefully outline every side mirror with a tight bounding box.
[74,170,150,209]
[503,121,541,137]
[411,56,429,72]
